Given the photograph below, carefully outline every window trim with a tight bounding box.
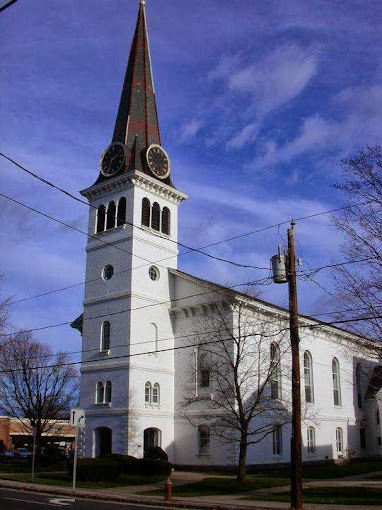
[273,425,283,457]
[95,381,112,406]
[151,202,161,231]
[152,383,160,404]
[198,425,211,456]
[336,427,343,454]
[356,364,362,409]
[307,426,316,455]
[116,197,127,227]
[304,351,314,404]
[100,321,111,353]
[270,343,281,400]
[106,201,116,230]
[161,206,171,235]
[332,358,342,407]
[145,381,152,403]
[96,204,106,234]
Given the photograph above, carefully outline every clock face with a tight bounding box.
[146,144,171,179]
[100,142,126,177]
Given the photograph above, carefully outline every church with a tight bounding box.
[72,1,382,468]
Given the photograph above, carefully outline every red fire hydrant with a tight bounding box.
[165,477,173,502]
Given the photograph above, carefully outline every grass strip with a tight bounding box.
[141,475,290,497]
[0,471,165,489]
[244,486,382,505]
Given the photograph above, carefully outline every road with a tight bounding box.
[0,488,170,510]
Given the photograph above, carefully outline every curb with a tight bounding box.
[0,479,275,510]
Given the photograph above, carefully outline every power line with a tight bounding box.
[1,315,380,374]
[0,0,19,14]
[7,303,381,362]
[4,253,376,334]
[3,250,379,335]
[0,275,274,337]
[2,152,377,272]
[0,153,269,271]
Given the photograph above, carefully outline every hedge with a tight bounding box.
[100,453,172,476]
[67,457,122,482]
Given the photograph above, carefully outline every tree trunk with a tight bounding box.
[237,431,248,482]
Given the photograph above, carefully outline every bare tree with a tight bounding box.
[331,145,382,343]
[0,331,79,453]
[180,291,292,481]
[0,276,10,334]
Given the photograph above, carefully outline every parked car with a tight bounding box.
[0,450,14,459]
[16,448,31,459]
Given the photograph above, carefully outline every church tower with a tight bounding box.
[74,0,187,459]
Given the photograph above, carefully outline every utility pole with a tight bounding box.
[271,220,303,510]
[288,220,302,510]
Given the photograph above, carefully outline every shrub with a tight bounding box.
[144,446,168,461]
[67,457,121,482]
[134,458,172,476]
[99,453,138,474]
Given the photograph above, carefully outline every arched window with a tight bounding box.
[304,351,314,403]
[105,381,112,404]
[151,202,160,231]
[356,364,362,408]
[332,358,341,406]
[152,383,160,404]
[307,427,315,454]
[96,205,106,233]
[145,382,152,403]
[377,410,380,425]
[161,207,170,235]
[270,343,281,399]
[360,427,366,449]
[106,201,116,230]
[142,198,151,227]
[116,197,126,227]
[198,425,210,455]
[273,425,282,456]
[199,351,211,388]
[96,381,104,404]
[101,321,110,352]
[336,427,343,453]
[151,323,158,353]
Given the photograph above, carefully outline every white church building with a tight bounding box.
[72,1,382,468]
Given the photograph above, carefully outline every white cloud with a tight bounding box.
[209,44,320,149]
[252,84,382,171]
[226,122,259,149]
[228,43,319,116]
[179,118,203,142]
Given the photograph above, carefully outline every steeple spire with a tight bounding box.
[112,0,161,155]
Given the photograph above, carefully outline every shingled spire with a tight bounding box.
[94,1,174,187]
[113,0,161,155]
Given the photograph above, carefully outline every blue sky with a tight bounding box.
[1,0,381,357]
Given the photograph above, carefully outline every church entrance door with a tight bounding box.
[143,428,161,455]
[94,427,112,457]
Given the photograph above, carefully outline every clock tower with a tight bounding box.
[73,0,187,459]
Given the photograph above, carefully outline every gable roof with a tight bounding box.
[169,268,378,346]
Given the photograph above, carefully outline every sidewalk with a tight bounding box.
[1,470,381,510]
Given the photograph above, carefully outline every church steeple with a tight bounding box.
[94,0,175,186]
[112,0,161,151]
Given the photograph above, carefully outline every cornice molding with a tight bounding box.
[80,361,129,373]
[83,290,131,307]
[81,174,133,200]
[80,170,188,205]
[132,171,188,204]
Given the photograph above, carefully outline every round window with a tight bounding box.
[102,265,114,281]
[149,266,159,281]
